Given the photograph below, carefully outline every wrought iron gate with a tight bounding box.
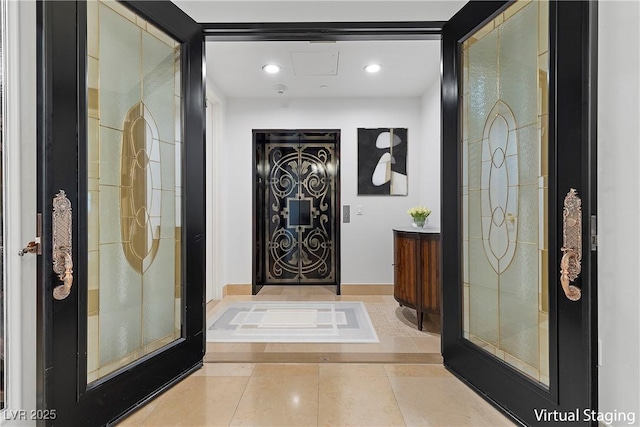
[254,131,340,293]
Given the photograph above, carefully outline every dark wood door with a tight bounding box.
[441,1,597,425]
[37,1,205,424]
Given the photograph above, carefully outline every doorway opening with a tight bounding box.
[253,129,341,295]
[202,32,445,375]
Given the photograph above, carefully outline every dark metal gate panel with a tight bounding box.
[256,131,339,287]
[297,143,336,282]
[265,143,301,282]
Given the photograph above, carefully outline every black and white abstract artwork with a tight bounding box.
[357,128,408,195]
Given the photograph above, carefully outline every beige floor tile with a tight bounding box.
[306,285,337,295]
[280,287,305,296]
[141,376,249,426]
[252,295,291,301]
[378,336,420,353]
[117,393,167,426]
[388,376,516,426]
[336,336,417,354]
[384,364,453,378]
[252,363,318,376]
[264,343,343,353]
[221,295,255,302]
[206,300,222,318]
[207,342,268,353]
[192,363,255,377]
[299,295,337,301]
[338,295,387,303]
[411,336,442,353]
[256,286,285,295]
[125,285,520,427]
[230,375,319,426]
[318,376,406,426]
[319,363,387,377]
[335,342,384,353]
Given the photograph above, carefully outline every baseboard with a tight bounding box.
[341,284,394,295]
[222,284,252,296]
[222,283,393,296]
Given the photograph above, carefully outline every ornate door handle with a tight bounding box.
[52,190,73,300]
[560,189,582,301]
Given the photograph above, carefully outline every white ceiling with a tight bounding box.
[173,0,466,99]
[173,1,466,23]
[206,40,441,99]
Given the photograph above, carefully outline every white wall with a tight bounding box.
[218,95,440,287]
[597,1,640,425]
[206,82,226,301]
[420,80,441,229]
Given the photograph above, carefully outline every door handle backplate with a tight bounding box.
[52,190,73,300]
[560,188,582,301]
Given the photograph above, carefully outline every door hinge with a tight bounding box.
[590,214,597,251]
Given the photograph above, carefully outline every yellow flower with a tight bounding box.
[407,206,431,221]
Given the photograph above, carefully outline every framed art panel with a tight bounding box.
[357,128,407,195]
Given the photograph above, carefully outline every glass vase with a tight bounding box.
[412,217,428,228]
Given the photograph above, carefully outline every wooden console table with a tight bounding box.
[393,228,441,330]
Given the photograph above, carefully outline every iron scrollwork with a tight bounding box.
[265,143,336,283]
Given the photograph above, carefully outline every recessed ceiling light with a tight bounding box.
[364,64,383,73]
[262,64,281,74]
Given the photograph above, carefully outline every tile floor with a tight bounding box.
[206,286,442,364]
[117,286,516,426]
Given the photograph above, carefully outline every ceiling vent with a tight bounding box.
[290,51,339,76]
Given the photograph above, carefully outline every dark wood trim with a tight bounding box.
[203,21,444,41]
[77,0,89,399]
[554,0,598,416]
[35,0,56,419]
[122,0,202,41]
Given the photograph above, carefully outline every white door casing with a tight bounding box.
[1,0,37,424]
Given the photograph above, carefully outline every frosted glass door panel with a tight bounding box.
[461,0,549,386]
[87,0,182,383]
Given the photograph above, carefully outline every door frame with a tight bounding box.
[205,21,445,301]
[440,1,598,425]
[2,0,38,419]
[36,0,205,424]
[252,129,341,294]
[204,21,445,300]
